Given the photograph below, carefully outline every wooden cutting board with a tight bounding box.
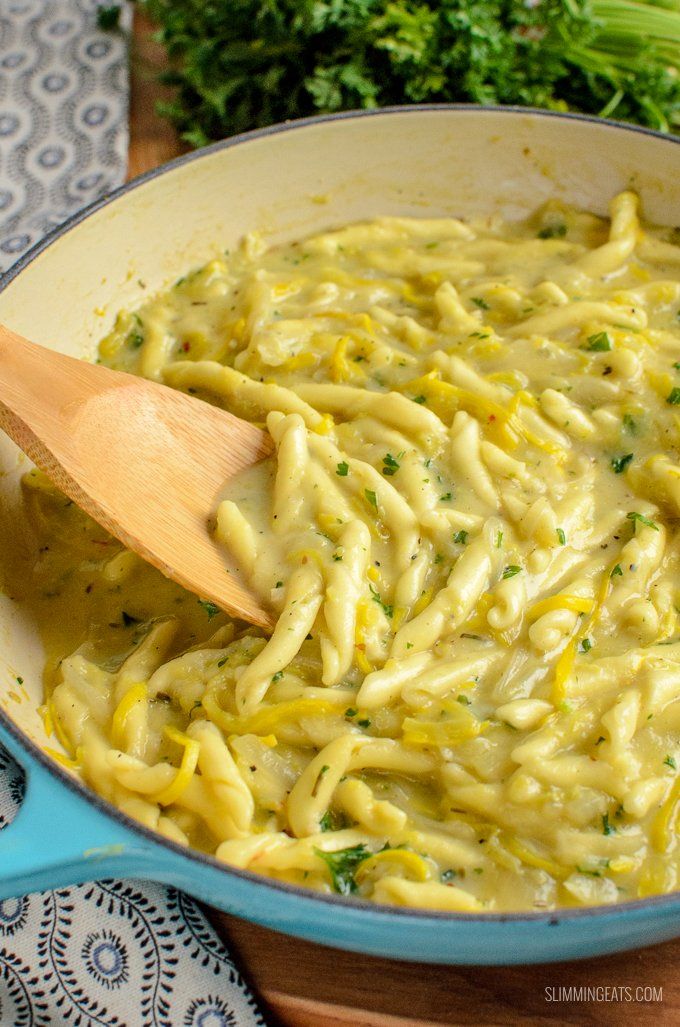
[210,914,678,1027]
[128,13,680,1024]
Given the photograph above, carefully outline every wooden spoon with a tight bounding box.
[0,324,275,630]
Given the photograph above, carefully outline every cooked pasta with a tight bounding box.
[11,190,680,912]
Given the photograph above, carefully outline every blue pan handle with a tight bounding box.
[0,716,155,900]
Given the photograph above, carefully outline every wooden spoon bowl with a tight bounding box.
[0,324,274,630]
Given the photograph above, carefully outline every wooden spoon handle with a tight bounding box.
[0,324,157,546]
[0,324,107,470]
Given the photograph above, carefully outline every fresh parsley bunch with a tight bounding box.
[141,0,680,146]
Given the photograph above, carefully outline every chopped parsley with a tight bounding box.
[314,844,371,895]
[275,580,283,588]
[412,394,427,405]
[622,412,638,435]
[357,718,371,728]
[556,527,566,545]
[579,638,592,653]
[471,296,490,310]
[382,452,401,476]
[495,530,503,548]
[610,564,623,577]
[439,492,452,502]
[602,813,616,835]
[664,754,677,770]
[127,330,144,349]
[537,222,567,239]
[319,809,348,832]
[585,331,612,352]
[364,489,378,510]
[441,869,457,883]
[502,565,521,579]
[453,530,468,545]
[667,387,680,405]
[336,461,349,476]
[96,4,121,30]
[137,2,680,157]
[369,583,393,618]
[611,453,633,474]
[456,694,471,706]
[271,670,283,683]
[197,599,220,619]
[344,708,357,719]
[627,511,659,531]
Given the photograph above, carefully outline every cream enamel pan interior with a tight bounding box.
[1,107,680,964]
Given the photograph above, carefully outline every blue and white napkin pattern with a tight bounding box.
[0,0,131,272]
[0,5,268,1024]
[0,747,265,1026]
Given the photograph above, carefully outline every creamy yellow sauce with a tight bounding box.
[11,191,680,912]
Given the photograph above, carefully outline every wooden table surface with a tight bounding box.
[128,14,679,1026]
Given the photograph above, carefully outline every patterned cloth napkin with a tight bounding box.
[0,750,266,1026]
[0,4,267,1024]
[0,0,131,271]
